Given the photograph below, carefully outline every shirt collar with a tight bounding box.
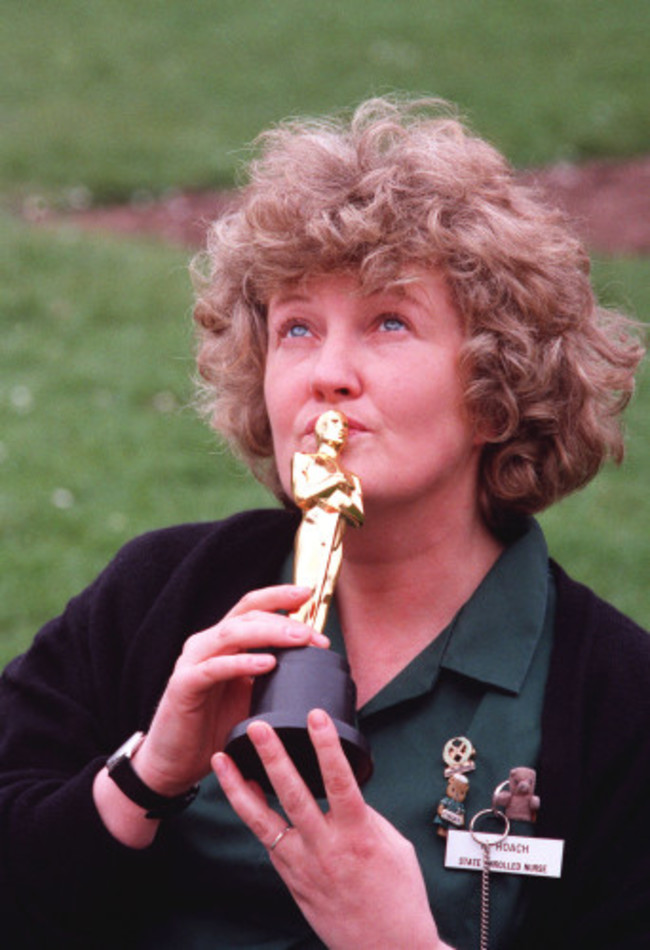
[440,518,549,695]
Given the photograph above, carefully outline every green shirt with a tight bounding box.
[147,519,555,950]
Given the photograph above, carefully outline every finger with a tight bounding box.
[168,651,277,703]
[181,611,328,664]
[307,709,366,826]
[213,752,294,852]
[245,721,325,838]
[226,585,313,619]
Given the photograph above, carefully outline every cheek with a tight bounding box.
[263,383,293,491]
[397,372,464,432]
[262,363,278,414]
[276,461,294,499]
[269,433,293,499]
[263,367,288,438]
[264,355,307,416]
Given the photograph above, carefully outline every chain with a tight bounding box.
[469,808,509,950]
[479,842,491,950]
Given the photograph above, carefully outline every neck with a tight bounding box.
[334,497,503,705]
[317,441,340,461]
[340,506,502,625]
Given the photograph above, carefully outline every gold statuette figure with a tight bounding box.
[224,408,372,794]
[290,409,364,633]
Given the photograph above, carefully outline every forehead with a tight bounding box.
[267,268,449,309]
[450,773,468,786]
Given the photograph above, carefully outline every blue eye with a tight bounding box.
[379,314,406,332]
[286,322,311,338]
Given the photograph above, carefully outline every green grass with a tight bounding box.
[0,217,270,664]
[2,0,649,203]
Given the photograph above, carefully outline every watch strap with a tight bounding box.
[106,732,199,819]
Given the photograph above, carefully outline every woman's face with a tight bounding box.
[264,271,483,517]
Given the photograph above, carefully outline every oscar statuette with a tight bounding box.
[224,410,373,796]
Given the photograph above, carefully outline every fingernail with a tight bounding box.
[213,753,229,778]
[311,632,330,648]
[309,708,329,730]
[247,720,272,744]
[287,624,308,640]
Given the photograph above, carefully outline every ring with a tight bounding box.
[469,808,510,846]
[268,825,293,852]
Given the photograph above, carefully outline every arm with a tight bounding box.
[335,472,364,526]
[92,584,329,849]
[0,601,154,942]
[0,584,326,943]
[0,514,313,941]
[292,454,351,509]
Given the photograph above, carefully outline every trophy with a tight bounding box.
[225,409,373,796]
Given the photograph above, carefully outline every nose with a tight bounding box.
[310,334,362,402]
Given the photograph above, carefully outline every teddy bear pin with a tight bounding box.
[492,766,540,823]
[434,736,476,838]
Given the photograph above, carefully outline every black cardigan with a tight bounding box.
[1,509,649,949]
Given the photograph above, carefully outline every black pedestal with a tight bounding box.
[224,646,373,798]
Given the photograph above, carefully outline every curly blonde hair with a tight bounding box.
[193,97,645,537]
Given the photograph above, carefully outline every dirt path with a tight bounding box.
[29,156,650,256]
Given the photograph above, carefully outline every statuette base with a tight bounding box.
[225,646,373,797]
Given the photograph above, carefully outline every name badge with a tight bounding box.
[445,829,564,878]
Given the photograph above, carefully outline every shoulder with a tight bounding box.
[6,508,300,675]
[76,507,299,632]
[540,561,650,827]
[292,453,319,477]
[550,560,650,685]
[103,507,299,589]
[548,560,650,732]
[114,506,298,558]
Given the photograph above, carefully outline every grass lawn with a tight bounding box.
[0,217,270,665]
[2,0,649,203]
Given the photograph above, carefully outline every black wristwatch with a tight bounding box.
[106,731,199,820]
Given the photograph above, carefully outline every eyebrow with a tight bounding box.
[269,285,424,309]
[269,293,311,308]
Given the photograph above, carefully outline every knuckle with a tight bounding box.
[351,837,376,863]
[179,631,201,658]
[399,836,417,861]
[313,855,338,883]
[325,770,351,800]
[236,590,260,612]
[282,782,310,816]
[250,816,270,841]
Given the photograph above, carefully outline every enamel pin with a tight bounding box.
[434,736,476,838]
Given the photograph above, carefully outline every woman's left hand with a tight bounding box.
[213,709,449,950]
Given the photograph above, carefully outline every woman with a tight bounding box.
[1,97,647,949]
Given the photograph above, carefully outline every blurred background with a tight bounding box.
[1,0,649,664]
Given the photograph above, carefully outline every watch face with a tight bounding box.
[106,731,145,771]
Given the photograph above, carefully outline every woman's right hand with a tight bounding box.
[93,584,323,845]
